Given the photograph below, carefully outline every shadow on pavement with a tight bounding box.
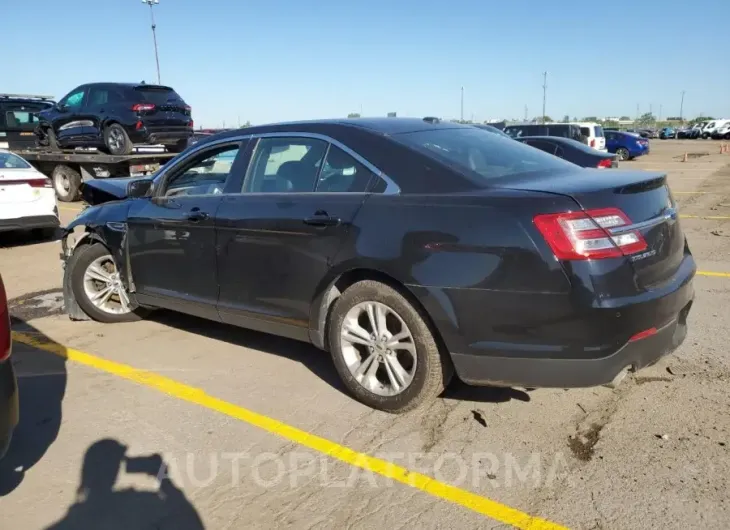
[151,310,531,406]
[0,317,66,495]
[44,439,204,530]
[0,228,60,249]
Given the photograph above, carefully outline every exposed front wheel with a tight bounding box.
[103,124,133,155]
[69,244,146,323]
[616,147,630,161]
[328,280,453,413]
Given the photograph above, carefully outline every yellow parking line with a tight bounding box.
[697,271,730,278]
[11,331,566,530]
[673,191,710,194]
[680,215,730,220]
[58,205,82,212]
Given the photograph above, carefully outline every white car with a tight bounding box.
[0,150,59,237]
[573,122,607,152]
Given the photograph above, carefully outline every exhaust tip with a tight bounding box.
[603,365,632,389]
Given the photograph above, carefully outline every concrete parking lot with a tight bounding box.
[1,140,729,529]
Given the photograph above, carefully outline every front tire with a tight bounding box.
[52,165,81,202]
[103,123,133,155]
[616,147,630,161]
[328,280,453,413]
[69,243,146,323]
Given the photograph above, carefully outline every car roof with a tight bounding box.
[205,118,470,141]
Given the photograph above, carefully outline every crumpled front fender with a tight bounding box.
[60,201,134,321]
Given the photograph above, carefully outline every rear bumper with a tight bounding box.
[451,303,691,388]
[0,215,60,233]
[432,255,696,389]
[130,124,193,145]
[0,360,19,459]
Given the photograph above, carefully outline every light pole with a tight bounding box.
[542,71,547,124]
[142,0,161,84]
[460,87,464,122]
[679,90,686,122]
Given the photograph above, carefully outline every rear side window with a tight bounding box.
[580,127,591,137]
[315,145,375,193]
[0,152,31,169]
[133,87,184,104]
[594,126,604,137]
[546,125,571,138]
[395,127,576,182]
[504,125,546,138]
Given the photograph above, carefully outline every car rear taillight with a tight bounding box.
[533,207,647,260]
[132,103,156,112]
[597,158,613,169]
[590,138,596,147]
[3,178,52,188]
[0,276,10,363]
[189,120,194,128]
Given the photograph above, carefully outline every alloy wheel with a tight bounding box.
[108,128,124,152]
[83,255,132,315]
[339,301,417,396]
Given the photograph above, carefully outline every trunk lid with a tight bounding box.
[0,169,49,204]
[500,169,683,289]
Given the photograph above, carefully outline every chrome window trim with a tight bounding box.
[250,131,401,195]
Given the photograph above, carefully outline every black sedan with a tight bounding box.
[0,273,18,458]
[515,136,618,168]
[59,118,695,413]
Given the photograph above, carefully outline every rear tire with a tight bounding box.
[327,280,453,413]
[168,139,188,153]
[103,123,133,155]
[616,147,630,161]
[52,165,81,202]
[69,243,147,323]
[46,128,60,151]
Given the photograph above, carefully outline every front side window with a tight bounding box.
[244,137,327,193]
[163,145,240,197]
[62,89,86,109]
[395,127,576,182]
[315,145,375,192]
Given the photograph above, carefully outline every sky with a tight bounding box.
[4,0,729,127]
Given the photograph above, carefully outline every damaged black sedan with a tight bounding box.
[60,118,696,413]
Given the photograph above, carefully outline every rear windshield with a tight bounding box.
[395,127,577,182]
[133,87,184,104]
[594,126,604,137]
[0,152,31,169]
[1,102,51,131]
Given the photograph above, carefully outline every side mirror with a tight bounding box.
[127,178,153,198]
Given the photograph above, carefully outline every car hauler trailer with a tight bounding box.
[12,149,176,202]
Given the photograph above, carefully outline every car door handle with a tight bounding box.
[187,209,209,222]
[303,212,341,227]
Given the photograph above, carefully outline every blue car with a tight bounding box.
[605,130,650,161]
[659,127,676,139]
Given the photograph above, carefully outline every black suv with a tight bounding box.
[36,83,193,155]
[0,94,55,150]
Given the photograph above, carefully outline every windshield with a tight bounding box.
[394,127,577,182]
[0,152,31,169]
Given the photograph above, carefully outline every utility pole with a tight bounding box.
[142,0,161,84]
[680,90,686,121]
[460,87,464,122]
[542,71,548,124]
[659,104,662,121]
[524,105,528,121]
